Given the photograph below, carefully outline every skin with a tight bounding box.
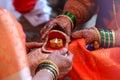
[71,27,120,47]
[0,7,72,80]
[40,16,72,41]
[27,43,73,79]
[40,0,96,41]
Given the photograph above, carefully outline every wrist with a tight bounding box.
[57,11,76,30]
[114,30,120,47]
[98,29,115,48]
[91,28,115,49]
[35,60,59,80]
[35,69,54,80]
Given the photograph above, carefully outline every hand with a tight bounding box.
[40,16,72,41]
[47,48,73,78]
[27,48,49,76]
[71,27,100,44]
[26,42,43,53]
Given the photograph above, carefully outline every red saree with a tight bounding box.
[62,39,120,80]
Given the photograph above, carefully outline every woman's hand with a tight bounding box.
[40,16,72,41]
[26,42,43,53]
[27,48,49,76]
[47,48,73,78]
[71,27,100,44]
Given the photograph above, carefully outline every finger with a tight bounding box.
[40,25,49,41]
[26,42,43,49]
[67,52,73,62]
[71,31,83,39]
[66,24,72,36]
[41,24,55,41]
[57,48,68,55]
[56,48,68,56]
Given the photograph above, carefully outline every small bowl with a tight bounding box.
[41,30,70,53]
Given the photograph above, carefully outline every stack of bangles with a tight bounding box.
[35,60,59,80]
[56,11,76,30]
[94,27,115,48]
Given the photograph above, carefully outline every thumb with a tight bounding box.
[26,42,43,49]
[56,48,68,55]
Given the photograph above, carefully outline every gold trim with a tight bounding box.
[93,27,101,44]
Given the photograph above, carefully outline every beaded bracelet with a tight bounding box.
[35,60,59,80]
[57,11,76,30]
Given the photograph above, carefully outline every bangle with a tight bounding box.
[99,29,105,47]
[98,29,114,48]
[93,27,101,44]
[57,15,74,30]
[104,31,109,48]
[61,11,76,29]
[35,60,59,80]
[112,30,115,47]
[40,60,59,75]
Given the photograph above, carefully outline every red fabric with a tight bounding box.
[13,0,38,14]
[60,39,120,80]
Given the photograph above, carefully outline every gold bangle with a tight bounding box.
[93,27,101,44]
[56,15,74,30]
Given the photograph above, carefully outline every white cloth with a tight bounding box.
[0,0,52,27]
[23,0,52,27]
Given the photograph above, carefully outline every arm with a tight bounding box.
[40,0,97,40]
[114,30,120,47]
[64,0,97,26]
[32,69,53,80]
[71,27,120,48]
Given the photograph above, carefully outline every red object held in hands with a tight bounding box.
[41,30,70,53]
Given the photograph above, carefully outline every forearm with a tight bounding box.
[64,0,97,26]
[32,69,53,80]
[114,30,120,47]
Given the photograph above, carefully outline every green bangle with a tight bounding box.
[99,29,105,47]
[109,31,113,47]
[99,29,114,48]
[105,31,109,48]
[62,11,76,27]
[35,62,58,80]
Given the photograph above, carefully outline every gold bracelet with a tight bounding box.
[93,27,101,44]
[56,15,74,30]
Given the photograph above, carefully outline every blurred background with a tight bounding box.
[0,0,96,42]
[0,0,66,42]
[19,0,66,42]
